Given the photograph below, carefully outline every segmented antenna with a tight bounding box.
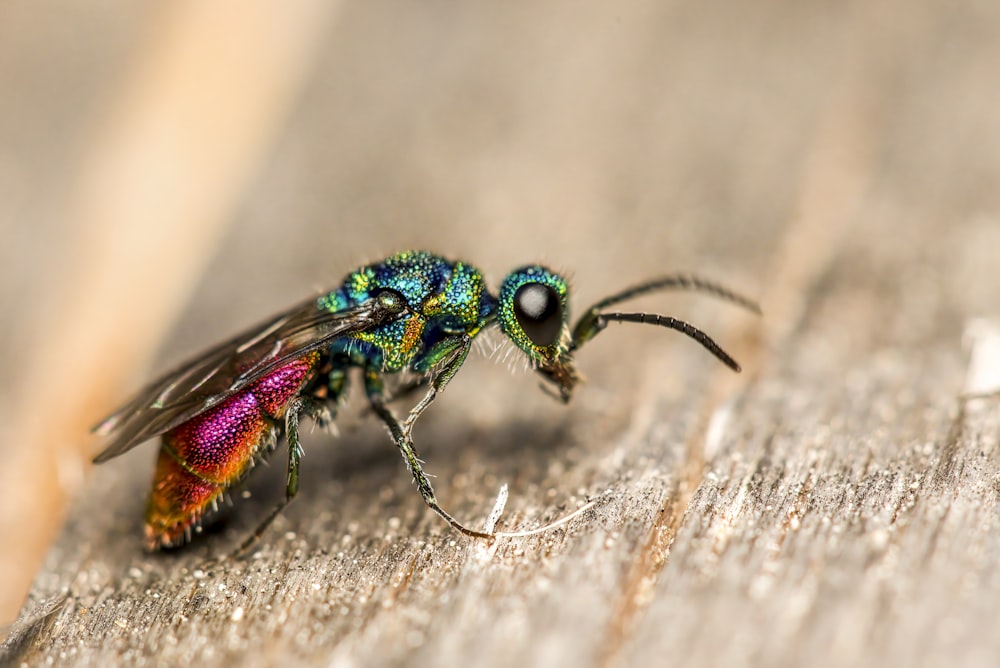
[596,311,742,371]
[569,273,759,361]
[588,274,761,314]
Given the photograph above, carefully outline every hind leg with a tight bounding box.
[230,396,332,557]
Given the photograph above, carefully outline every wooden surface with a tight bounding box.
[3,2,1000,667]
[0,0,340,620]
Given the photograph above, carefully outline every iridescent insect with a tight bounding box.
[94,250,758,550]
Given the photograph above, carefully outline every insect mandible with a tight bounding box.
[94,250,759,550]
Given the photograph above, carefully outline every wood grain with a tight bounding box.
[3,1,1000,667]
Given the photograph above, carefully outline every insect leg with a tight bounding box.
[365,365,493,539]
[232,395,325,557]
[404,335,472,433]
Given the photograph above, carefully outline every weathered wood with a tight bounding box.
[4,1,1000,667]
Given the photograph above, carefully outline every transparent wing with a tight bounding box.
[93,295,400,462]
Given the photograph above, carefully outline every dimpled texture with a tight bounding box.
[324,251,494,372]
[145,450,221,548]
[145,355,317,547]
[143,251,567,548]
[498,265,570,362]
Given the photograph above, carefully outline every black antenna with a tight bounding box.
[569,274,759,363]
[592,311,742,371]
[588,274,761,314]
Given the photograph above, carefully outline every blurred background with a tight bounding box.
[2,0,999,633]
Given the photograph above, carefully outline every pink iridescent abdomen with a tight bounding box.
[145,354,318,549]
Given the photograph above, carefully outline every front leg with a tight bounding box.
[364,363,493,539]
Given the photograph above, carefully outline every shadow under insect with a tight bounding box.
[201,403,578,548]
[92,251,757,552]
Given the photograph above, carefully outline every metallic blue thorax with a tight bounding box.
[318,251,498,372]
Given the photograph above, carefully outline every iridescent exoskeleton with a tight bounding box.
[94,250,758,550]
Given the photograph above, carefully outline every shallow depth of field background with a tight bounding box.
[2,1,999,659]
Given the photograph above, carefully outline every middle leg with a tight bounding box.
[364,346,494,539]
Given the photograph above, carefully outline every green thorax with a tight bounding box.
[319,251,497,372]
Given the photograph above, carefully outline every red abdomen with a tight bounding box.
[145,355,318,549]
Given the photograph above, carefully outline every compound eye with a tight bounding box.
[513,283,563,347]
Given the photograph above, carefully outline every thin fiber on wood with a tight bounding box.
[3,2,1000,667]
